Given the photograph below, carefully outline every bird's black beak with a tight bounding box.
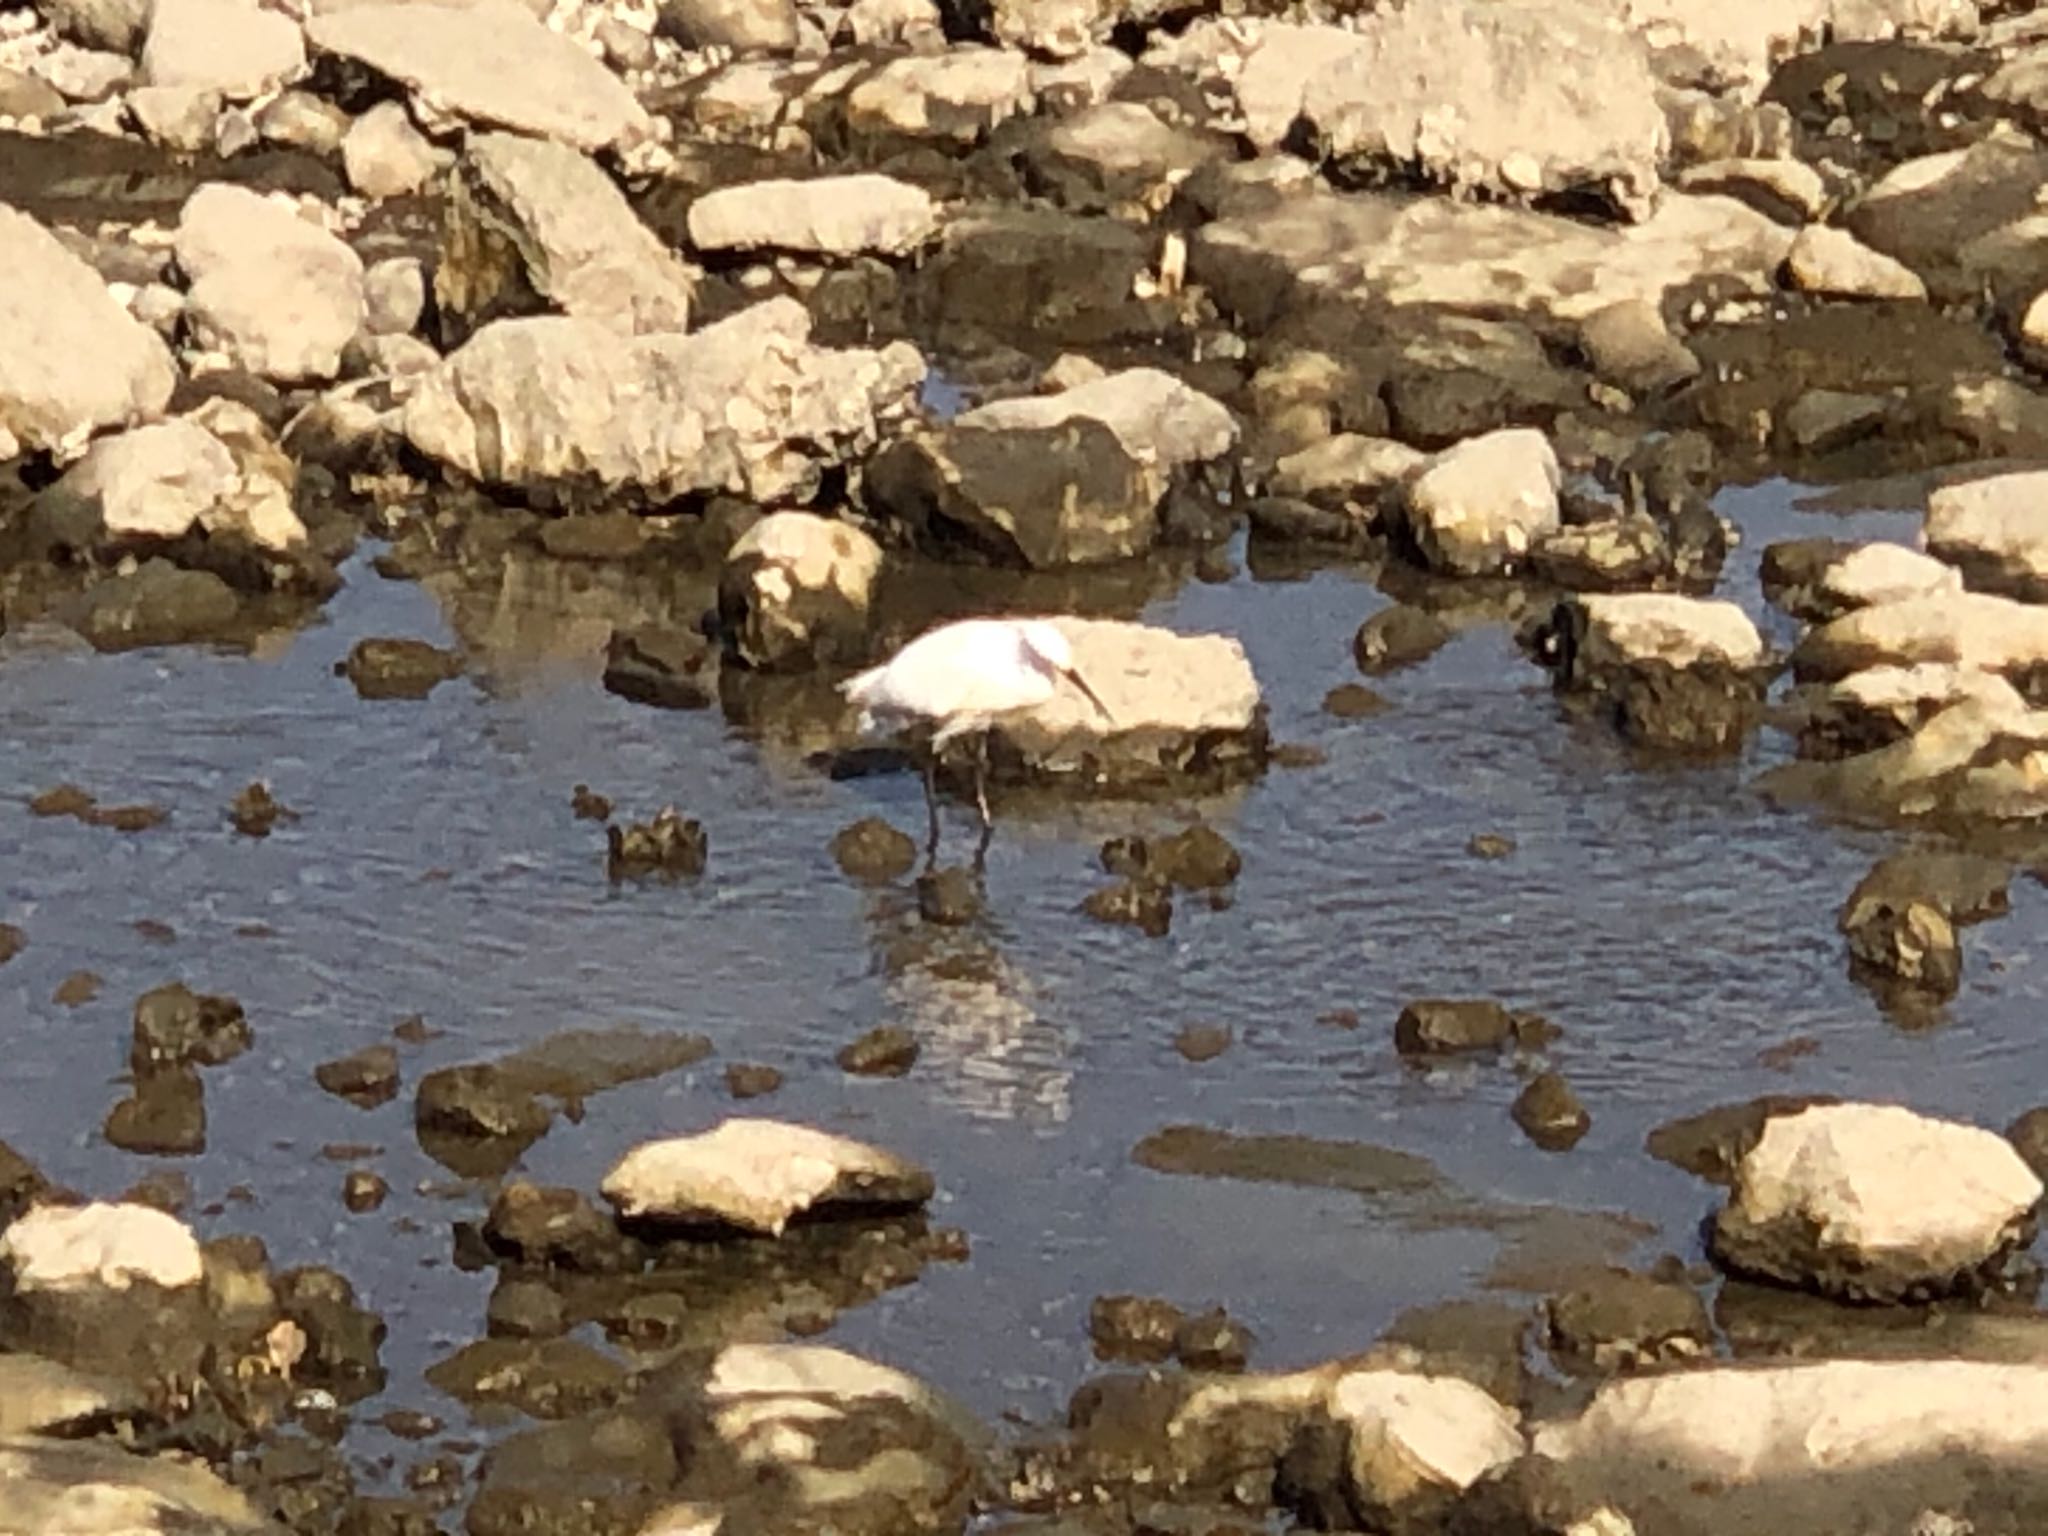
[1063,667,1114,726]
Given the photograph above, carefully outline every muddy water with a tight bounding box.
[2,480,2044,1474]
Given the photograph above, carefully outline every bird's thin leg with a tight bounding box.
[921,749,943,868]
[971,732,994,871]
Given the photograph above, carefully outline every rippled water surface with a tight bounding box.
[3,479,2042,1465]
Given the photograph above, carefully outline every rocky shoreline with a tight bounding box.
[10,0,2048,1529]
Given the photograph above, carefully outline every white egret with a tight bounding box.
[842,616,1113,863]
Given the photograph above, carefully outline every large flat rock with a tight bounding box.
[0,203,176,459]
[305,0,650,152]
[403,298,923,506]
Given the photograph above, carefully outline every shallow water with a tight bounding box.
[2,479,2041,1483]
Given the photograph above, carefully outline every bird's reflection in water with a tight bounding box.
[871,899,1075,1127]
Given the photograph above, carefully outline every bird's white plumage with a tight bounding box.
[844,617,1072,747]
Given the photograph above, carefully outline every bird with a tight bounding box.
[842,616,1114,865]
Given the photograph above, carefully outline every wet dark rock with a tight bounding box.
[1247,495,1372,549]
[0,924,21,966]
[1150,825,1241,891]
[1467,833,1515,859]
[466,1408,678,1536]
[66,560,243,652]
[1839,850,2010,1001]
[916,205,1169,349]
[1512,1072,1591,1152]
[918,865,983,925]
[1645,1094,1842,1184]
[1175,1308,1253,1373]
[315,1043,402,1108]
[487,1277,569,1339]
[229,780,297,836]
[132,919,175,945]
[1322,683,1390,719]
[571,784,613,820]
[392,1014,432,1045]
[103,1067,206,1156]
[838,1023,920,1078]
[426,1336,627,1420]
[130,982,250,1073]
[1091,1293,1183,1363]
[339,637,464,700]
[278,1265,387,1400]
[485,1181,633,1272]
[1546,1269,1712,1374]
[724,1064,778,1097]
[0,1140,48,1225]
[1174,1022,1232,1063]
[606,807,708,879]
[1100,835,1150,877]
[2009,1108,2048,1181]
[1378,1299,1532,1404]
[53,970,102,1006]
[342,1170,389,1213]
[414,1064,554,1177]
[29,784,95,818]
[1353,607,1452,676]
[1394,998,1514,1057]
[602,625,716,710]
[1083,875,1172,937]
[1133,1125,1438,1198]
[832,816,919,881]
[84,802,170,832]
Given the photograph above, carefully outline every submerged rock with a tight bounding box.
[838,1024,920,1078]
[1354,607,1453,675]
[1711,1102,2042,1301]
[601,1118,934,1235]
[606,808,708,879]
[831,817,917,881]
[340,637,463,700]
[1394,999,1515,1057]
[66,560,244,653]
[228,781,296,836]
[314,1043,401,1108]
[1545,1269,1710,1375]
[1081,875,1173,936]
[1512,1072,1590,1152]
[717,510,882,672]
[603,627,716,711]
[1838,850,2010,999]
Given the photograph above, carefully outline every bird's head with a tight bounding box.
[1018,620,1114,727]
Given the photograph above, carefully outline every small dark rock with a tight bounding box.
[917,865,982,925]
[838,1024,920,1078]
[1083,876,1172,936]
[571,785,612,821]
[1175,1022,1232,1063]
[316,1044,402,1108]
[379,1409,443,1441]
[1174,1307,1253,1372]
[1510,1011,1563,1050]
[338,638,464,701]
[132,919,175,944]
[484,1182,630,1271]
[131,982,251,1071]
[54,971,101,1006]
[30,784,95,817]
[1512,1071,1591,1151]
[1467,833,1516,859]
[278,1265,388,1400]
[230,781,297,837]
[69,560,242,652]
[831,817,918,881]
[0,924,21,965]
[1394,998,1514,1057]
[393,1014,433,1045]
[1547,1269,1711,1373]
[486,1279,569,1340]
[1322,683,1390,719]
[415,1064,553,1177]
[1100,834,1150,877]
[426,1336,625,1419]
[1090,1294,1184,1362]
[343,1171,389,1213]
[1353,606,1452,675]
[84,802,169,832]
[104,1067,206,1156]
[602,626,714,710]
[606,808,707,879]
[121,1169,191,1214]
[724,1062,784,1099]
[1151,825,1241,890]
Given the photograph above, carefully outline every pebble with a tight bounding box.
[837,1024,920,1077]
